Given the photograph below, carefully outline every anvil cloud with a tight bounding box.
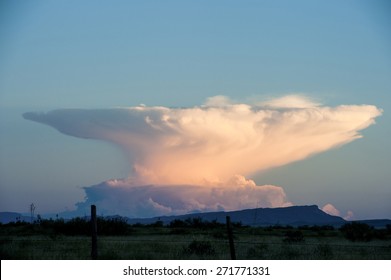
[24,95,382,217]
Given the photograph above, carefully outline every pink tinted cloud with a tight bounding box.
[74,175,291,217]
[24,95,382,185]
[24,95,382,217]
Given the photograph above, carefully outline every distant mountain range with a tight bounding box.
[2,205,390,228]
[126,205,347,227]
[110,205,391,228]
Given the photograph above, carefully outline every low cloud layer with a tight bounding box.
[24,95,382,217]
[73,175,291,218]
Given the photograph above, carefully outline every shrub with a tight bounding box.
[373,229,388,240]
[98,217,132,235]
[169,219,187,228]
[340,222,373,242]
[169,218,225,230]
[147,221,164,228]
[283,230,304,243]
[34,216,132,236]
[386,224,391,234]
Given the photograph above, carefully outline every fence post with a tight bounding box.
[91,204,98,259]
[226,216,236,260]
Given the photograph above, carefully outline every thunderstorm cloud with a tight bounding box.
[24,95,382,217]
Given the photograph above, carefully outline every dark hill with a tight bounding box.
[127,205,347,227]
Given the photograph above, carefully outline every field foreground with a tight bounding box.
[1,219,390,260]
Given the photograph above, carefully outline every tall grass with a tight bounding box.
[1,222,390,260]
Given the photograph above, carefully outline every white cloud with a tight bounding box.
[322,204,355,220]
[23,95,382,185]
[203,95,234,107]
[73,175,292,218]
[322,203,341,216]
[23,95,382,217]
[344,210,354,220]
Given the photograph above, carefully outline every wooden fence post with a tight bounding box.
[91,204,98,259]
[226,216,236,260]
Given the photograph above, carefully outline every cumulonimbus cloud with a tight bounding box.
[23,95,382,217]
[73,175,291,218]
[23,95,382,184]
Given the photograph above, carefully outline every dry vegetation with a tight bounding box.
[1,218,390,260]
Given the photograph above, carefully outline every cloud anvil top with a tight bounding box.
[23,96,382,217]
[23,97,382,184]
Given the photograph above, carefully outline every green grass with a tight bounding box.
[1,224,390,260]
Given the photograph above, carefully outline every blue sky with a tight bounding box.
[0,0,390,219]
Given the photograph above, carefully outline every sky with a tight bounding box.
[0,0,390,219]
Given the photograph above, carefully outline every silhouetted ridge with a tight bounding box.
[127,205,346,226]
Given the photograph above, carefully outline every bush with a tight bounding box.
[146,221,164,228]
[169,219,187,228]
[283,230,304,243]
[373,229,388,240]
[386,224,391,234]
[169,218,225,230]
[98,217,132,235]
[340,222,373,242]
[34,217,132,236]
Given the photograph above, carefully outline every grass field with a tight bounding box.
[1,222,390,260]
